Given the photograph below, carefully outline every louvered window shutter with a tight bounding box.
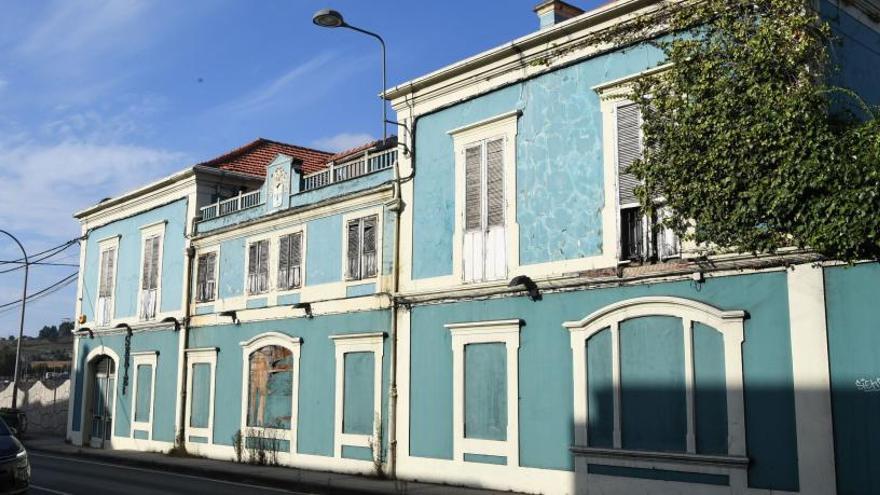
[486,139,505,227]
[278,234,291,289]
[205,252,216,299]
[141,238,153,290]
[248,243,258,293]
[196,254,208,301]
[616,103,643,207]
[347,221,361,280]
[464,145,483,232]
[291,232,303,288]
[363,216,377,278]
[99,248,115,297]
[258,240,269,292]
[148,236,161,290]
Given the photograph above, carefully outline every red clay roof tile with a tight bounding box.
[197,138,333,177]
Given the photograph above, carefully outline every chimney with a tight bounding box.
[534,0,584,29]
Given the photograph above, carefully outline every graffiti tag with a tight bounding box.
[855,377,880,392]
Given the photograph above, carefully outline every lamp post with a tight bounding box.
[312,9,389,143]
[0,230,28,411]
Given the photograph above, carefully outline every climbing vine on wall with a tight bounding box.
[616,0,880,262]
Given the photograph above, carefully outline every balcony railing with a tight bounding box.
[200,189,262,221]
[302,147,396,191]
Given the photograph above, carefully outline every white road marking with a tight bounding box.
[29,452,318,494]
[30,485,73,495]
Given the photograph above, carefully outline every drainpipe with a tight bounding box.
[386,115,416,479]
[176,244,196,448]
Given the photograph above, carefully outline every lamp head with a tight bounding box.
[313,9,345,28]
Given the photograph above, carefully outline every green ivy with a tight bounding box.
[624,0,880,262]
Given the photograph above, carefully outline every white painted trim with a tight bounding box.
[95,236,120,328]
[130,351,158,440]
[239,332,302,453]
[786,264,837,495]
[244,232,274,297]
[193,244,220,304]
[447,110,523,136]
[184,347,218,445]
[591,63,672,93]
[566,296,749,492]
[447,319,521,466]
[330,332,385,460]
[274,223,307,293]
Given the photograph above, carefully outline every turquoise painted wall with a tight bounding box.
[82,198,188,320]
[693,322,727,455]
[71,328,179,442]
[305,215,342,285]
[190,363,211,428]
[219,238,245,299]
[408,272,798,489]
[820,0,880,106]
[619,316,686,452]
[134,364,153,423]
[411,43,666,278]
[187,310,391,457]
[825,263,880,495]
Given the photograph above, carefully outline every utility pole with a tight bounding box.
[0,230,29,410]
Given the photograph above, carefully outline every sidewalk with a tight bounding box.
[24,435,519,495]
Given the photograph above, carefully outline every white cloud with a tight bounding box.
[311,132,375,153]
[0,140,186,239]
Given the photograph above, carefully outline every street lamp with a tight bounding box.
[312,8,389,143]
[0,230,28,411]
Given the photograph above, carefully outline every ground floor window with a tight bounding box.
[330,332,384,461]
[185,348,217,444]
[130,351,157,440]
[446,319,520,466]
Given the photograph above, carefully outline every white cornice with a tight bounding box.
[74,168,194,220]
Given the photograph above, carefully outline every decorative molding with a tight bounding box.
[331,331,385,460]
[447,110,522,136]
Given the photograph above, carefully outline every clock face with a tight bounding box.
[272,168,287,207]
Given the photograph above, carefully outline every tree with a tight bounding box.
[38,325,59,341]
[623,0,880,261]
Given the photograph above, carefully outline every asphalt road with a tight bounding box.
[28,452,322,495]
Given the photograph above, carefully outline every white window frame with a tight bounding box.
[564,296,749,490]
[245,235,273,296]
[130,351,158,440]
[277,227,306,292]
[95,235,120,327]
[194,246,220,304]
[329,332,385,460]
[445,319,521,466]
[341,208,383,284]
[138,221,166,321]
[185,347,218,445]
[239,332,302,452]
[449,110,519,284]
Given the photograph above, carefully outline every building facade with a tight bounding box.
[68,1,880,494]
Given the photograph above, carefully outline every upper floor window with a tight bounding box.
[462,137,507,282]
[615,103,679,262]
[195,252,217,303]
[346,216,378,281]
[96,238,118,326]
[450,110,518,285]
[278,232,303,290]
[139,223,164,320]
[247,239,270,295]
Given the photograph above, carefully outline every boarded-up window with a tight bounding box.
[134,364,153,423]
[247,345,293,429]
[464,342,507,441]
[190,363,211,428]
[342,351,375,435]
[247,239,270,294]
[346,216,378,281]
[277,232,303,290]
[463,138,506,282]
[196,252,216,302]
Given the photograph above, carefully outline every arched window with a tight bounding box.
[247,345,293,428]
[239,332,302,454]
[565,297,750,490]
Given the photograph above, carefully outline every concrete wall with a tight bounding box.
[0,380,70,435]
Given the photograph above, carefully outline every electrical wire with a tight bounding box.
[0,272,79,314]
[0,237,80,266]
[0,239,80,275]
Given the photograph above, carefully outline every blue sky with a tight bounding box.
[0,0,605,337]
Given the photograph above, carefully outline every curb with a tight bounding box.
[26,444,381,495]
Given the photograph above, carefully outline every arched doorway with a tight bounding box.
[87,355,116,448]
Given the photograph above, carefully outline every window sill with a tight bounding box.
[570,446,749,469]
